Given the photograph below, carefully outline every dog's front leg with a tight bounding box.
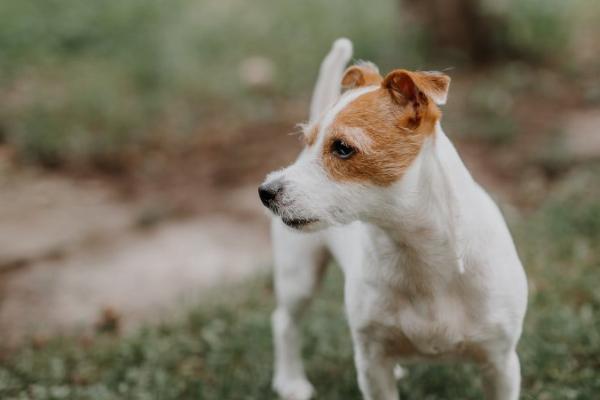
[271,221,329,400]
[480,350,521,400]
[353,338,399,400]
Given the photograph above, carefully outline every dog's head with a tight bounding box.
[259,64,450,231]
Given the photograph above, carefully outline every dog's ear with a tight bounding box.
[382,69,450,106]
[341,63,383,91]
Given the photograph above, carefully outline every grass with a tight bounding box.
[1,164,599,399]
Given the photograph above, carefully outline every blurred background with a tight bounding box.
[0,0,599,398]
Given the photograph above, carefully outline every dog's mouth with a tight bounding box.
[266,201,319,229]
[281,217,318,229]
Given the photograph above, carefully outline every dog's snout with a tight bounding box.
[258,180,283,207]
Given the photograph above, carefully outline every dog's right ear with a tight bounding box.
[341,63,383,91]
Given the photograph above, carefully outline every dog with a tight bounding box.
[258,38,527,400]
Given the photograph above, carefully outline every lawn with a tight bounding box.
[1,164,599,399]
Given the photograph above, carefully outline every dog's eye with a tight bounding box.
[331,139,355,159]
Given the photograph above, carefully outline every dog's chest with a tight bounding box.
[346,248,485,360]
[338,222,491,361]
[352,286,475,358]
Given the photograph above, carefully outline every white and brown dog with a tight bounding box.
[258,38,527,400]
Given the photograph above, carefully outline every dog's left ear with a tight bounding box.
[383,70,451,106]
[341,63,383,91]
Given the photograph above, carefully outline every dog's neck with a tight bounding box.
[369,123,475,277]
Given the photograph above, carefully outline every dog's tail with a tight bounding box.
[309,38,353,123]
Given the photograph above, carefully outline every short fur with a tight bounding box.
[259,39,527,400]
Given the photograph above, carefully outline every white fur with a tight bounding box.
[263,40,527,400]
[309,38,353,123]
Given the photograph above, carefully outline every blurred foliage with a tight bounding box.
[0,0,598,168]
[1,164,600,399]
[499,0,572,63]
[464,79,519,145]
[0,0,403,168]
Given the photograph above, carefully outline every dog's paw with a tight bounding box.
[273,377,315,400]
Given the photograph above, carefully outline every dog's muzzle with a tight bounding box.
[258,179,283,209]
[258,179,319,229]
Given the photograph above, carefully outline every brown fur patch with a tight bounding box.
[322,71,444,186]
[384,69,451,105]
[341,65,383,90]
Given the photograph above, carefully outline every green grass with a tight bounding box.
[1,165,599,399]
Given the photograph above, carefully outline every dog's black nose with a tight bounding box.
[258,181,283,207]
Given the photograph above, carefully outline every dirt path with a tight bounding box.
[0,115,303,347]
[0,154,274,347]
[0,211,270,346]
